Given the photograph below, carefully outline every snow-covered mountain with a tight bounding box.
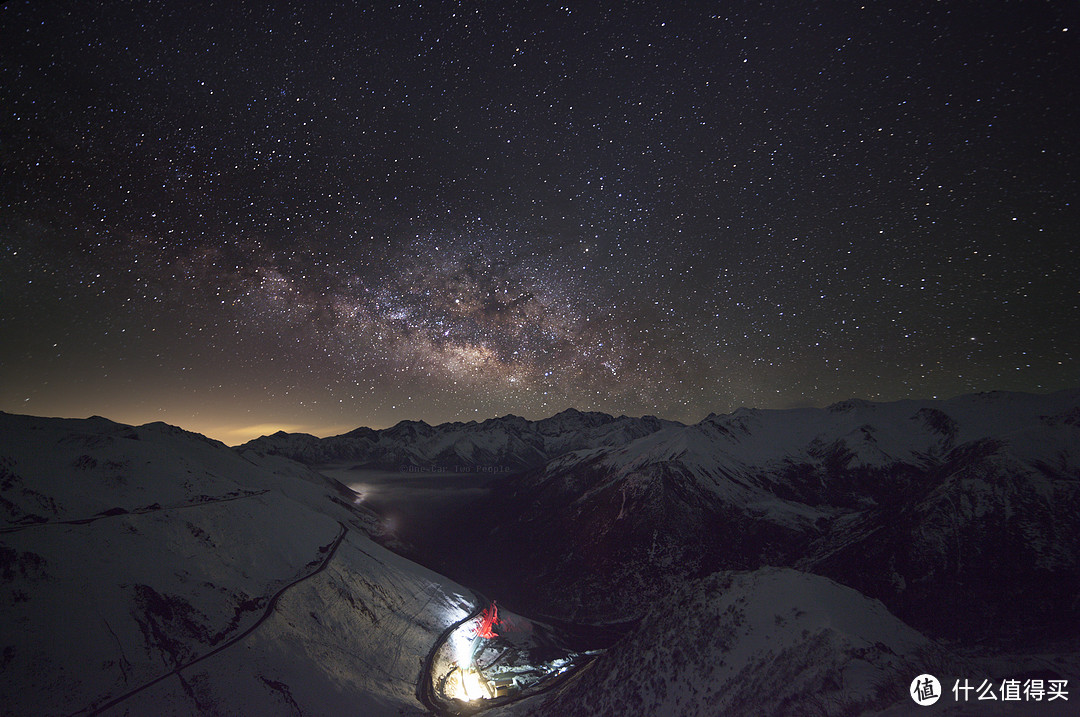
[3,390,1077,716]
[453,390,1080,641]
[238,409,682,470]
[500,567,1080,717]
[0,412,477,716]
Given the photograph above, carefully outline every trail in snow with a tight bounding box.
[77,522,349,716]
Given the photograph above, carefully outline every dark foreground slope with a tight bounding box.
[496,568,1078,717]
[498,569,948,717]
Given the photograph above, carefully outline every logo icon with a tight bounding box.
[911,674,941,706]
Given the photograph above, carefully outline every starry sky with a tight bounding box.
[2,1,1078,443]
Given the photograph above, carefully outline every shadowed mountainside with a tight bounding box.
[431,390,1080,647]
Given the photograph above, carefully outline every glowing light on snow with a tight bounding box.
[459,668,490,701]
[452,626,475,665]
[440,602,503,702]
[445,666,492,701]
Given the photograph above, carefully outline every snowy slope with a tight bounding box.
[566,388,1080,500]
[0,413,476,716]
[239,409,682,470]
[496,568,955,717]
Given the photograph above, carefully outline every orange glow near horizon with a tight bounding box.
[0,401,361,446]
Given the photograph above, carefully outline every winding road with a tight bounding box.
[73,521,349,716]
[416,592,489,716]
[416,595,612,717]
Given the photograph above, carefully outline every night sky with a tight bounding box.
[2,1,1078,443]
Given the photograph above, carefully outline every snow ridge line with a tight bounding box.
[0,489,271,534]
[72,521,349,716]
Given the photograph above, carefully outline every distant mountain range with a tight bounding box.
[238,408,683,469]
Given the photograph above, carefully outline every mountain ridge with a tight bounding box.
[238,408,685,469]
[431,388,1080,642]
[236,388,1080,472]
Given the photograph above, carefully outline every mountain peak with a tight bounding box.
[391,418,431,429]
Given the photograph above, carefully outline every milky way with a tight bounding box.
[1,2,1077,441]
